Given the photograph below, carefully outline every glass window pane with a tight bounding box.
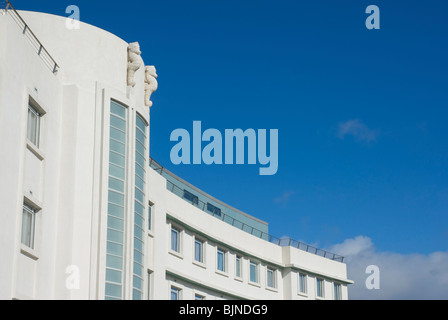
[109,177,124,192]
[195,240,202,262]
[217,249,224,272]
[136,140,145,156]
[250,262,258,283]
[133,289,142,300]
[108,203,124,219]
[106,254,123,270]
[171,288,179,300]
[108,190,124,206]
[135,187,144,204]
[109,164,125,180]
[110,139,126,154]
[110,115,126,130]
[107,241,123,257]
[148,205,152,231]
[236,257,241,278]
[110,127,126,143]
[21,208,34,248]
[111,101,127,119]
[107,228,124,244]
[171,228,179,252]
[109,152,126,167]
[136,115,146,132]
[105,283,122,299]
[106,269,122,284]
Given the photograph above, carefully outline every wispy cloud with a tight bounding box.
[329,236,448,300]
[274,190,296,206]
[337,119,379,143]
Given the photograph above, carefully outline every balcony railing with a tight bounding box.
[149,157,344,263]
[1,0,59,74]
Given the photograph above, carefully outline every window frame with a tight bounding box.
[148,202,154,235]
[170,225,182,255]
[21,202,38,250]
[170,286,181,300]
[206,202,222,217]
[266,267,277,290]
[27,101,42,148]
[216,247,227,274]
[235,255,243,280]
[316,278,325,299]
[333,282,342,300]
[193,236,205,265]
[183,190,199,206]
[298,273,308,296]
[249,260,260,285]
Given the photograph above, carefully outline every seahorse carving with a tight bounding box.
[127,42,142,87]
[144,66,158,107]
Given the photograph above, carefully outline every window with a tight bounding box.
[21,202,38,249]
[235,256,242,278]
[217,248,226,272]
[171,227,180,253]
[195,294,205,300]
[267,268,276,289]
[206,203,221,217]
[298,273,307,294]
[334,283,342,300]
[171,287,181,300]
[194,238,204,263]
[147,271,153,300]
[148,203,153,231]
[183,190,198,205]
[249,261,259,284]
[27,102,41,147]
[316,278,324,298]
[105,100,127,300]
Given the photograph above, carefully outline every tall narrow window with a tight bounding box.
[194,238,204,263]
[148,203,153,231]
[250,261,259,283]
[27,102,41,147]
[235,256,242,278]
[105,101,127,300]
[316,278,324,298]
[133,114,147,300]
[217,248,226,272]
[334,283,342,300]
[267,268,276,289]
[299,273,307,294]
[171,227,180,253]
[21,203,37,249]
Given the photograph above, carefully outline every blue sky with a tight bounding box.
[14,0,448,299]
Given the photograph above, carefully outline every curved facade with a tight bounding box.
[0,8,352,300]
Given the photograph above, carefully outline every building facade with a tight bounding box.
[0,7,353,300]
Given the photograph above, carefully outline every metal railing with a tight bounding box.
[149,157,344,263]
[1,0,59,74]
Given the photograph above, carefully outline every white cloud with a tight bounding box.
[329,236,448,300]
[337,119,379,143]
[274,190,296,206]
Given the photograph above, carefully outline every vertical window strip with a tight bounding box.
[105,101,127,300]
[132,114,147,300]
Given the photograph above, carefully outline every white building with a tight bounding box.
[0,5,353,300]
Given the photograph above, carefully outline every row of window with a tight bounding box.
[170,278,342,301]
[183,190,222,217]
[170,224,278,290]
[170,224,343,300]
[298,273,342,300]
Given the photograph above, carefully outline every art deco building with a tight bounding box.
[0,4,353,300]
